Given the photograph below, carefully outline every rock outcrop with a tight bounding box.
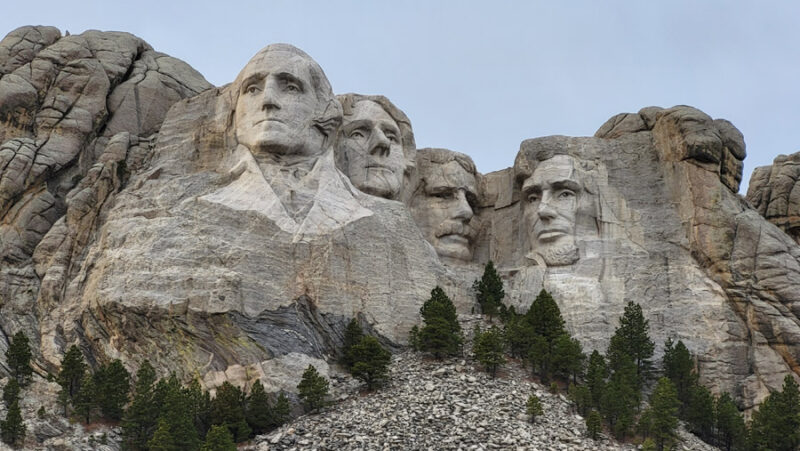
[747,152,800,244]
[0,27,799,417]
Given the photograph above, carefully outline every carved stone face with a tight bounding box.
[522,154,582,266]
[411,159,478,261]
[234,49,324,158]
[338,100,405,199]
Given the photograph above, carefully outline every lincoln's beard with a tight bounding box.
[527,240,579,267]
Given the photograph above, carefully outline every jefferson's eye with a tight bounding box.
[245,85,260,94]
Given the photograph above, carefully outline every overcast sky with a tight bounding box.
[5,1,799,194]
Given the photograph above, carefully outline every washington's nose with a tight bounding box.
[369,129,391,157]
[453,190,474,221]
[261,80,281,111]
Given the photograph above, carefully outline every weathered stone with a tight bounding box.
[747,151,800,244]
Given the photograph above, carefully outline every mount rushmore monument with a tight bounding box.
[0,26,799,411]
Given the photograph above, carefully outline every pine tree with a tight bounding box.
[662,338,697,409]
[5,331,32,386]
[297,365,329,413]
[271,392,290,429]
[524,289,566,382]
[210,381,250,442]
[341,318,364,369]
[0,400,25,446]
[246,380,273,436]
[122,361,159,450]
[350,336,392,390]
[600,356,638,440]
[473,260,505,320]
[472,325,506,378]
[201,424,237,451]
[714,392,745,451]
[644,377,680,451]
[73,372,97,424]
[552,334,585,383]
[568,383,592,416]
[147,418,176,451]
[408,325,420,351]
[748,374,800,451]
[607,301,654,387]
[2,379,19,408]
[526,393,543,423]
[586,409,603,440]
[185,378,212,439]
[504,313,535,359]
[151,374,201,450]
[95,359,131,420]
[585,351,608,408]
[57,345,86,414]
[685,383,715,442]
[418,287,462,359]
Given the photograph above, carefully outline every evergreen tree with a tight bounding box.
[685,384,715,442]
[201,424,237,451]
[600,356,638,440]
[586,409,603,440]
[607,301,654,387]
[552,334,585,383]
[5,331,32,386]
[95,359,131,420]
[73,372,97,424]
[246,380,273,436]
[472,326,506,378]
[2,379,19,408]
[504,313,534,359]
[748,374,800,451]
[210,381,250,442]
[147,418,176,451]
[0,400,25,447]
[122,361,159,450]
[568,383,592,416]
[341,318,364,369]
[714,392,745,451]
[644,377,680,451]
[57,345,86,414]
[271,392,291,429]
[155,374,201,450]
[585,351,608,408]
[186,378,212,440]
[408,325,420,352]
[524,289,567,382]
[472,260,505,320]
[418,287,462,359]
[526,393,543,423]
[350,336,392,390]
[662,338,697,409]
[297,365,329,413]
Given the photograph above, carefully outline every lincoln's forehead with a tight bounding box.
[525,155,579,189]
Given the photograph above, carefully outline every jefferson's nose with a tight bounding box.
[453,190,474,221]
[369,128,390,157]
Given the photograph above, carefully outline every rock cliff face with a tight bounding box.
[747,152,800,244]
[1,27,799,412]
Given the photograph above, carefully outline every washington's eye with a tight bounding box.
[245,84,260,94]
[285,83,300,92]
[349,129,367,139]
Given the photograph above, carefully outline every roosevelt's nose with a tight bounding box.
[453,190,474,222]
[369,128,391,157]
[261,79,281,111]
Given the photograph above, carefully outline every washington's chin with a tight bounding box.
[434,235,473,262]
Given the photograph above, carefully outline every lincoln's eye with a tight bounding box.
[527,193,540,203]
[558,190,575,199]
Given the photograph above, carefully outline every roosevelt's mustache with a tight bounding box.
[436,221,476,241]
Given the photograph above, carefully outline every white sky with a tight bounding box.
[4,1,799,194]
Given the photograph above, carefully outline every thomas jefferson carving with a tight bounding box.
[335,94,415,200]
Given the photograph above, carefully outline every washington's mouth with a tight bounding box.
[438,234,470,246]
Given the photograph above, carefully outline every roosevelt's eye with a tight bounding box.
[433,191,455,200]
